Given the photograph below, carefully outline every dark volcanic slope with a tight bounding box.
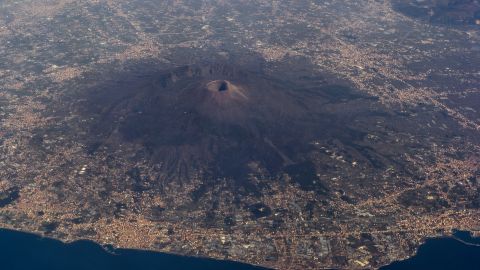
[68,52,377,194]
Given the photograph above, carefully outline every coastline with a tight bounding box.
[380,229,480,269]
[0,227,271,270]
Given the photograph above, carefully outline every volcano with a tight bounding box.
[73,53,371,194]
